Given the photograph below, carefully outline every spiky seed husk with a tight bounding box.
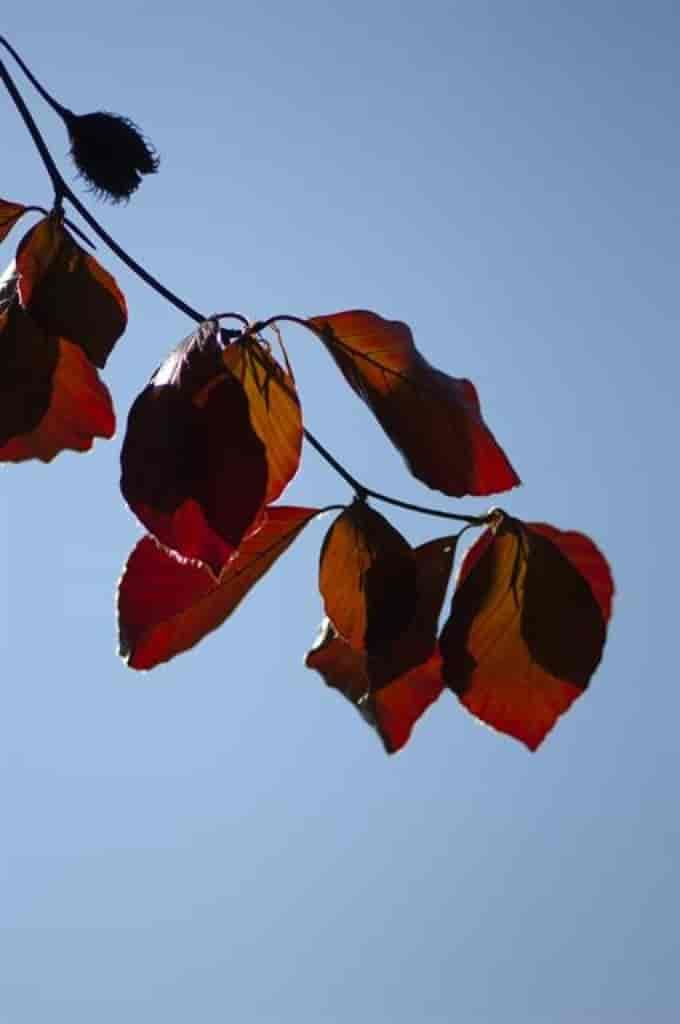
[65,110,159,202]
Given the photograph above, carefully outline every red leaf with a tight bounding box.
[308,310,519,497]
[121,327,303,576]
[440,515,614,750]
[15,216,127,368]
[118,506,319,669]
[121,322,268,574]
[0,199,29,243]
[306,536,456,752]
[318,501,418,657]
[306,623,445,755]
[0,304,114,462]
[366,652,445,753]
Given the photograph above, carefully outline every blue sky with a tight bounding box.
[1,2,678,1021]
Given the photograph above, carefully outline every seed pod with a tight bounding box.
[64,110,159,202]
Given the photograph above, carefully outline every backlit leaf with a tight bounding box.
[118,506,319,669]
[121,321,269,575]
[306,536,456,751]
[306,623,445,755]
[222,337,303,506]
[369,534,458,687]
[15,216,127,368]
[440,514,614,750]
[319,501,418,656]
[0,199,29,243]
[0,303,114,461]
[364,653,446,754]
[308,309,519,497]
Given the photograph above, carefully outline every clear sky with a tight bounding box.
[1,2,678,1021]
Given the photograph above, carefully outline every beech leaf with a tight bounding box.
[120,321,270,575]
[439,514,614,750]
[0,303,114,461]
[222,337,303,507]
[15,216,127,368]
[118,506,319,669]
[318,501,418,657]
[308,309,519,498]
[307,535,456,752]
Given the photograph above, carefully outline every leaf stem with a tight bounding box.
[304,427,486,524]
[302,429,367,498]
[362,489,489,525]
[0,36,69,117]
[65,191,207,322]
[212,311,251,327]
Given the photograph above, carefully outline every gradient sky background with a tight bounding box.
[1,3,678,1021]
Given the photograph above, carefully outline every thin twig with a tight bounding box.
[0,56,205,322]
[65,191,206,322]
[244,337,489,525]
[0,36,69,116]
[362,489,490,526]
[0,58,63,196]
[302,429,367,497]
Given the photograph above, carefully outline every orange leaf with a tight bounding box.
[121,322,270,575]
[15,216,127,368]
[308,309,519,497]
[0,199,28,243]
[0,304,114,461]
[118,506,319,669]
[440,515,614,750]
[222,337,303,505]
[306,536,456,751]
[319,501,417,656]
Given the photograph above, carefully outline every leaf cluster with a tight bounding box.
[0,40,615,755]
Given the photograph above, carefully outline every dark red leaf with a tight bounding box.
[308,310,519,497]
[318,501,418,657]
[0,302,56,444]
[440,514,614,750]
[118,506,319,669]
[15,216,127,368]
[120,321,269,575]
[0,303,114,461]
[369,534,458,687]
